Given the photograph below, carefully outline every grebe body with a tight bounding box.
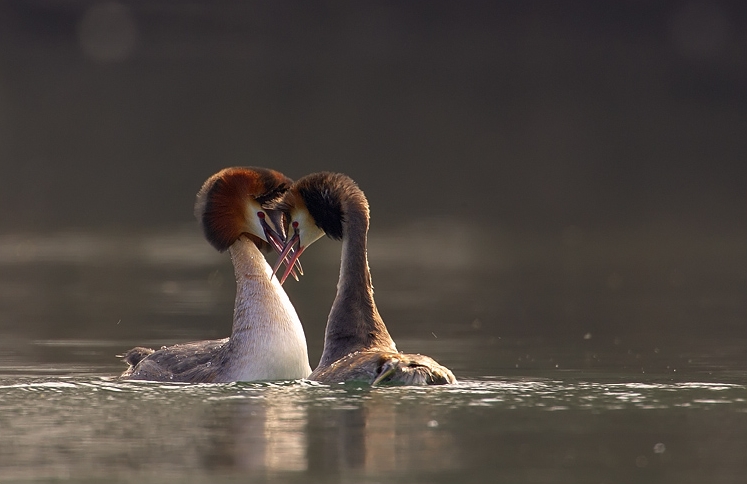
[120,167,311,382]
[276,172,456,386]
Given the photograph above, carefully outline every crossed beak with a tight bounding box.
[259,211,303,282]
[272,222,307,285]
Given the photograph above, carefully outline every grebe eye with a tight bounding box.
[292,221,299,228]
[257,211,266,219]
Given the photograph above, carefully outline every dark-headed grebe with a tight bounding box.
[274,172,455,385]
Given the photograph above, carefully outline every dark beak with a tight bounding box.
[272,225,307,285]
[264,209,288,240]
[259,211,302,281]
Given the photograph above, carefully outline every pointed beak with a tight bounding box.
[259,212,303,282]
[265,209,288,241]
[258,212,284,252]
[272,225,307,285]
[372,359,399,386]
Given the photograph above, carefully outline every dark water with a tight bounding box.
[1,228,746,483]
[2,376,747,483]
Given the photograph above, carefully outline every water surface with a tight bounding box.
[1,372,747,483]
[0,228,745,482]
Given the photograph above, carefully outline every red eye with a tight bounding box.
[257,212,265,219]
[292,221,299,228]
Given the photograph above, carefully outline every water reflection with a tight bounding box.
[0,378,461,478]
[1,376,747,481]
[305,390,458,474]
[206,384,458,474]
[205,389,309,472]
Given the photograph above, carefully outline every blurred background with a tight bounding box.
[0,1,745,375]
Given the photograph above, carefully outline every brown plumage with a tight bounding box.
[195,167,291,253]
[276,172,456,386]
[310,350,456,386]
[119,340,228,382]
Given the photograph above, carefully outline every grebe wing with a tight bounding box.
[119,346,154,367]
[309,350,456,386]
[120,338,229,383]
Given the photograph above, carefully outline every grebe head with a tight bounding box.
[273,172,367,283]
[194,167,291,254]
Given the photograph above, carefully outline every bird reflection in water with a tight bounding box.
[206,396,308,473]
[205,388,457,475]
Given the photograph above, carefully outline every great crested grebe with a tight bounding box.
[120,167,312,382]
[274,172,456,385]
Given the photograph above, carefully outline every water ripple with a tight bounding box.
[0,376,745,412]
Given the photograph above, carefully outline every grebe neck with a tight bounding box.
[224,236,311,380]
[318,206,396,368]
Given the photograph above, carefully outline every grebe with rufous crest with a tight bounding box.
[119,167,311,382]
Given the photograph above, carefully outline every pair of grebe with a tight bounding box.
[120,168,455,385]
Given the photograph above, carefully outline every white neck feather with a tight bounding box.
[222,237,311,381]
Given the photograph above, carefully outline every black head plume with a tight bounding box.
[288,172,368,240]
